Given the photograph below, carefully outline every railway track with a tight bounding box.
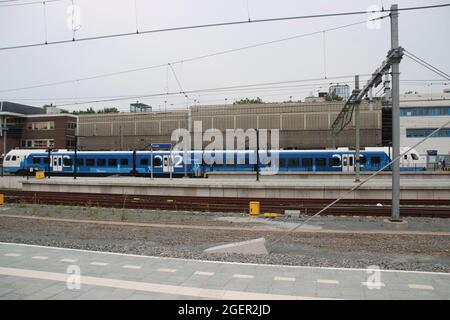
[1,190,449,218]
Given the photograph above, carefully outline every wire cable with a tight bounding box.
[268,119,450,251]
[0,4,448,51]
[404,53,450,80]
[404,49,449,79]
[0,16,387,93]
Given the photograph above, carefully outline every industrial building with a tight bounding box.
[0,102,78,157]
[399,92,450,164]
[77,100,383,151]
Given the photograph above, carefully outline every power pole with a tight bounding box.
[354,75,361,182]
[390,4,401,221]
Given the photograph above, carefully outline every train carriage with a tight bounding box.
[2,147,424,176]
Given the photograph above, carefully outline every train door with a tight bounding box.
[162,155,173,173]
[342,154,354,173]
[52,155,63,172]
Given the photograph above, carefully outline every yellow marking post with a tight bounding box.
[0,194,3,205]
[35,172,45,179]
[249,201,260,216]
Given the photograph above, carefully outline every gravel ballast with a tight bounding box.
[0,204,449,273]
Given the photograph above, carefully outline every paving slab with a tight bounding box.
[0,242,449,300]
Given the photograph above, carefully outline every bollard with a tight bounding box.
[0,194,3,206]
[249,201,260,216]
[35,171,45,179]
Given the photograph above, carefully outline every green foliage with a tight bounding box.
[71,107,119,115]
[325,91,344,102]
[233,97,264,105]
[97,107,119,114]
[72,107,96,115]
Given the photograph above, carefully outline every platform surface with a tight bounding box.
[0,242,448,300]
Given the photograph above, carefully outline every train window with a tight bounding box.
[11,156,16,161]
[404,155,408,160]
[33,157,41,164]
[153,157,162,167]
[63,158,73,166]
[140,158,149,166]
[329,157,341,166]
[43,158,49,164]
[411,154,419,160]
[360,156,366,165]
[86,159,95,166]
[279,158,286,167]
[108,159,118,166]
[76,159,84,166]
[288,158,299,167]
[5,156,10,161]
[372,156,381,164]
[315,158,326,167]
[97,159,106,166]
[120,159,128,166]
[302,158,313,167]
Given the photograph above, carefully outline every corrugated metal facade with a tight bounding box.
[78,101,382,150]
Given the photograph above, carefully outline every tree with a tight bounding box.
[97,107,119,113]
[72,107,96,115]
[233,97,264,105]
[325,91,343,102]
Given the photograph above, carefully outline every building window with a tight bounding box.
[406,128,450,138]
[67,122,77,130]
[27,121,55,130]
[400,107,450,117]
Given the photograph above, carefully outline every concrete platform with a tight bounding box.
[0,242,448,300]
[207,171,450,180]
[19,176,450,200]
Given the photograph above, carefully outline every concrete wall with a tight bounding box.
[78,101,382,150]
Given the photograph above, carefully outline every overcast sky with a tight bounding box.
[0,0,449,112]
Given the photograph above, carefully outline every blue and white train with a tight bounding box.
[2,147,424,176]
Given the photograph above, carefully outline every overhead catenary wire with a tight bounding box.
[268,119,450,251]
[404,49,450,80]
[0,4,448,51]
[0,0,63,7]
[0,16,388,94]
[404,54,450,80]
[48,74,373,107]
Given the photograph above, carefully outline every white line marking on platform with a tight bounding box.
[4,253,21,257]
[233,274,254,279]
[361,282,385,288]
[194,271,214,276]
[123,265,142,270]
[31,256,48,260]
[1,242,449,276]
[274,276,296,282]
[157,268,177,273]
[60,258,77,263]
[317,279,339,285]
[0,267,328,300]
[408,284,434,290]
[90,262,108,266]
